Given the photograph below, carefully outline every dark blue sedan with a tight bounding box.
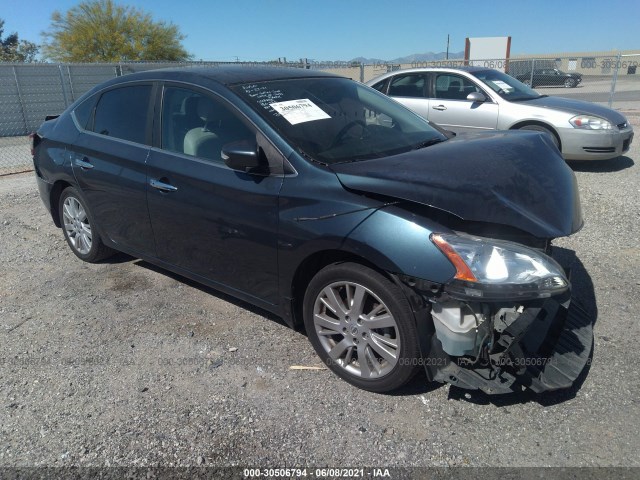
[31,66,592,394]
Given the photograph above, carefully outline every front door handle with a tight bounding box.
[75,157,94,170]
[432,105,447,111]
[149,178,178,193]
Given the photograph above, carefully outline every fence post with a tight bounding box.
[608,52,621,108]
[529,59,535,86]
[12,66,29,135]
[359,63,364,83]
[67,66,76,102]
[58,64,69,107]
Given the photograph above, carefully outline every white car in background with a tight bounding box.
[367,67,633,161]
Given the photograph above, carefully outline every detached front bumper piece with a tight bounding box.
[425,296,593,395]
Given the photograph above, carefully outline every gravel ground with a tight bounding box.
[1,115,639,472]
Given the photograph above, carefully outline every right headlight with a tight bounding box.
[431,233,569,300]
[569,115,612,130]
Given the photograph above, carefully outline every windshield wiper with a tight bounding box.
[412,137,445,150]
[297,147,327,165]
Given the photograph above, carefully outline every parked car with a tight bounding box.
[32,66,592,394]
[514,68,582,88]
[367,66,633,160]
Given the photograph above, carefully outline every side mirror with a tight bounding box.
[466,92,486,103]
[222,140,268,174]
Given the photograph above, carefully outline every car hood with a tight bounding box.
[330,131,583,239]
[521,96,627,124]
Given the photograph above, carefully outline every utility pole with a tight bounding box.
[446,34,450,60]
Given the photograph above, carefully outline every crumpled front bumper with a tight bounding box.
[420,294,594,395]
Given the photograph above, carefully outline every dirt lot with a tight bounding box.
[1,115,639,472]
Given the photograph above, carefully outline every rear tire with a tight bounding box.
[303,262,421,392]
[59,187,114,263]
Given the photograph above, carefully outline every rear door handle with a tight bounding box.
[149,178,178,193]
[75,157,94,170]
[432,105,447,111]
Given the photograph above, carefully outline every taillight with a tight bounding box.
[29,132,40,157]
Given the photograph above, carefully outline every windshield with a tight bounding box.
[471,69,542,101]
[232,77,445,164]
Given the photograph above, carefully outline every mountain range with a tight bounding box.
[350,51,465,64]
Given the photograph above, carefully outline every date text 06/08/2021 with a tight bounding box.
[243,467,392,478]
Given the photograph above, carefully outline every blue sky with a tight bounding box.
[2,0,639,61]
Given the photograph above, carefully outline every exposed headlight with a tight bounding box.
[431,233,569,300]
[569,115,612,130]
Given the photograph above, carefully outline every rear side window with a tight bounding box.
[370,79,389,94]
[92,85,152,144]
[73,96,96,130]
[388,74,426,98]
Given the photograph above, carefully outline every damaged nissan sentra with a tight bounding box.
[32,66,593,394]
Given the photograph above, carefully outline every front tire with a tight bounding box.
[303,262,421,392]
[564,78,577,88]
[59,187,114,263]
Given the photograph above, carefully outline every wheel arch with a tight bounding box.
[509,120,562,151]
[289,250,394,330]
[49,180,74,228]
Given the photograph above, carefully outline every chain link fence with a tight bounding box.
[1,53,639,174]
[0,61,261,174]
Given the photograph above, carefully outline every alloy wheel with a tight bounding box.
[312,281,400,379]
[62,196,92,255]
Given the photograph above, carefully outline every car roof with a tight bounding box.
[426,66,488,73]
[390,66,489,73]
[110,65,342,86]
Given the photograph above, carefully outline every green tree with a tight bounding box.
[0,19,39,62]
[42,0,191,62]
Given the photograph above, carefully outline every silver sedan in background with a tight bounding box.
[367,67,633,161]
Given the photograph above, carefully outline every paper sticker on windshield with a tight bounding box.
[492,80,514,92]
[269,99,330,125]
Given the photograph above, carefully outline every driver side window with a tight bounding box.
[434,74,482,100]
[161,86,253,163]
